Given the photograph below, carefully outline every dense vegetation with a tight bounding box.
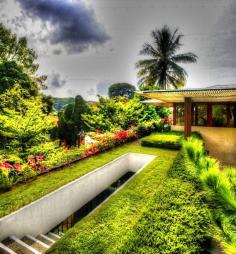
[0,23,172,191]
[181,137,236,253]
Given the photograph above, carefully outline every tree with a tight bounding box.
[108,83,136,99]
[0,23,46,88]
[0,99,53,152]
[0,61,38,95]
[41,94,55,115]
[57,95,90,146]
[82,96,165,131]
[136,25,197,90]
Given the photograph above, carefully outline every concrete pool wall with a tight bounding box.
[0,153,156,241]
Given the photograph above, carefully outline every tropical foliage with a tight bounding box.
[0,98,53,153]
[136,25,197,90]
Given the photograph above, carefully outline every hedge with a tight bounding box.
[141,131,183,150]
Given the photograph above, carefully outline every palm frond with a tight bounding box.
[171,53,198,63]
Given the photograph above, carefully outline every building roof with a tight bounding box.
[138,84,236,104]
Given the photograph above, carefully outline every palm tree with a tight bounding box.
[136,25,197,90]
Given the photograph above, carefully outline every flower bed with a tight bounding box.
[0,122,161,191]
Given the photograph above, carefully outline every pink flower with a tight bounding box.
[4,163,12,169]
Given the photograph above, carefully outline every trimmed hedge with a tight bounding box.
[141,131,183,150]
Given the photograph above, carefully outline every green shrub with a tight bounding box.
[182,137,236,252]
[141,131,183,150]
[117,180,211,254]
[182,136,205,165]
[0,168,13,190]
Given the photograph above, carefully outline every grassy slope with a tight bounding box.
[116,152,211,254]
[0,143,176,218]
[47,147,177,254]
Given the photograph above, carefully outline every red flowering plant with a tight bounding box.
[0,161,22,179]
[81,144,99,158]
[161,116,172,131]
[27,155,47,173]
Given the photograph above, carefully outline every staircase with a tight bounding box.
[0,232,63,254]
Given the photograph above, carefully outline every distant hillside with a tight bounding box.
[53,97,74,111]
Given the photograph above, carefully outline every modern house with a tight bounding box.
[139,85,236,165]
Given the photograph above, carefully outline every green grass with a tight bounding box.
[0,142,176,218]
[46,146,177,254]
[141,131,183,150]
[47,142,212,254]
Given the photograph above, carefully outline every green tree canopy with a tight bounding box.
[108,83,136,99]
[0,23,46,89]
[0,61,38,95]
[0,98,53,152]
[82,96,166,132]
[136,25,197,90]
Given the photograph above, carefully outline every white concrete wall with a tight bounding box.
[172,125,236,166]
[0,153,155,241]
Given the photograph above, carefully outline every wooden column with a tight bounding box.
[173,103,177,125]
[207,103,213,127]
[226,104,231,127]
[184,97,192,138]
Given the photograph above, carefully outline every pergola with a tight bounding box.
[139,85,236,137]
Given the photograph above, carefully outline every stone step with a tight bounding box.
[0,242,17,254]
[35,235,54,246]
[46,233,60,241]
[21,236,49,253]
[2,236,40,254]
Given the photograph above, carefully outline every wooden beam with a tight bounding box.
[184,97,192,138]
[207,103,213,127]
[173,103,177,125]
[226,104,231,127]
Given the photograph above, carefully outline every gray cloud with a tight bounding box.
[50,73,66,88]
[17,0,110,53]
[53,49,62,55]
[209,1,236,69]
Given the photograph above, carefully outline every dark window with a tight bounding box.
[212,105,227,127]
[192,104,207,126]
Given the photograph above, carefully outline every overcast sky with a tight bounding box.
[0,0,236,99]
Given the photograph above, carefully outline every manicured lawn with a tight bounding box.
[47,145,177,254]
[0,142,176,218]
